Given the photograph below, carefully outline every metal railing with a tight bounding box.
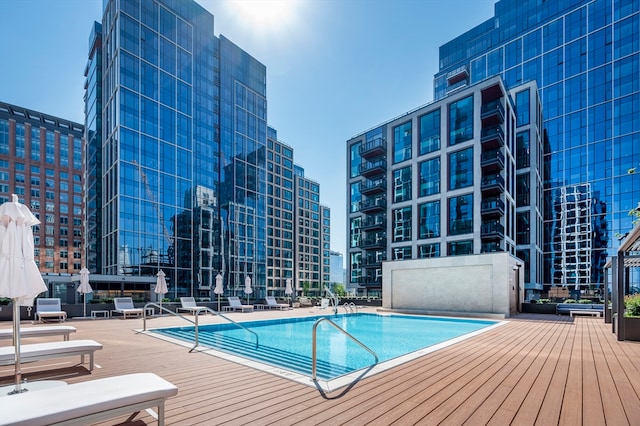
[142,303,259,352]
[342,302,357,313]
[311,317,378,382]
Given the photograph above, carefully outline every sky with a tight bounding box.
[0,0,496,257]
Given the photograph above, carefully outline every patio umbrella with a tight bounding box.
[285,278,293,306]
[244,275,252,305]
[214,273,224,311]
[77,267,93,318]
[155,269,168,311]
[0,194,47,394]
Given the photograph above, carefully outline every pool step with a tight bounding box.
[160,329,354,379]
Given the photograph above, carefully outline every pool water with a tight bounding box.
[152,313,498,381]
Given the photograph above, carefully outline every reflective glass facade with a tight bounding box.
[435,0,640,292]
[89,0,267,299]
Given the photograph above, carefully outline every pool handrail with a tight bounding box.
[142,303,259,351]
[311,317,378,382]
[342,302,357,314]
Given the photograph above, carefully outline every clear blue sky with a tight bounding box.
[0,0,496,256]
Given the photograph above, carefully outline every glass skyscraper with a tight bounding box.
[86,0,267,299]
[435,0,639,292]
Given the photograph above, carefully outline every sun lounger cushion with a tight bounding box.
[0,372,178,426]
[112,297,144,318]
[0,325,76,341]
[36,298,67,322]
[0,339,102,371]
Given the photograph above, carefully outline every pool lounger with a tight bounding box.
[0,372,179,426]
[0,325,77,341]
[0,339,102,371]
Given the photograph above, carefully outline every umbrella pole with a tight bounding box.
[83,293,87,318]
[10,300,25,394]
[217,294,220,312]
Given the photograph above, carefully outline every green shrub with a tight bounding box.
[101,298,113,304]
[625,294,640,317]
[529,299,538,304]
[578,299,591,304]
[539,298,551,304]
[0,298,11,305]
[564,299,577,304]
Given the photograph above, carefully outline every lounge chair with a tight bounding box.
[176,297,207,315]
[0,325,76,341]
[0,339,102,371]
[264,296,289,310]
[320,298,330,309]
[36,298,67,323]
[112,297,144,319]
[1,372,178,426]
[223,296,253,312]
[298,296,313,307]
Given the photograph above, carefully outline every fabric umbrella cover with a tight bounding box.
[214,273,224,311]
[285,278,293,306]
[155,270,168,309]
[77,267,93,317]
[0,194,47,394]
[244,275,252,304]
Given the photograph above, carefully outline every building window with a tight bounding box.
[393,121,412,163]
[350,142,361,178]
[517,211,530,244]
[393,207,412,242]
[418,243,440,258]
[448,193,473,235]
[449,147,473,190]
[448,240,473,256]
[516,131,530,168]
[419,109,440,155]
[516,89,530,127]
[392,246,412,260]
[350,182,361,213]
[393,167,412,203]
[350,217,361,248]
[449,95,473,145]
[419,200,440,239]
[419,157,440,197]
[516,174,530,206]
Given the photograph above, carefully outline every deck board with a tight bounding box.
[1,311,639,425]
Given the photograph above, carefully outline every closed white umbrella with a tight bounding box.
[77,267,93,318]
[244,275,252,305]
[285,278,293,307]
[155,270,168,311]
[0,194,47,394]
[214,273,224,311]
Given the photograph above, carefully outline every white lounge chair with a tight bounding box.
[1,372,178,426]
[223,296,253,312]
[0,339,103,371]
[298,296,313,307]
[36,298,67,323]
[112,297,144,319]
[320,298,330,309]
[176,297,207,315]
[264,296,289,310]
[0,325,76,341]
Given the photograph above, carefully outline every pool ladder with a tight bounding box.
[342,302,357,314]
[141,302,259,352]
[311,317,378,382]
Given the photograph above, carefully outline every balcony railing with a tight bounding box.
[481,99,505,125]
[480,126,505,149]
[481,222,505,239]
[480,149,505,172]
[359,160,386,178]
[360,197,387,213]
[360,137,386,159]
[360,178,387,195]
[481,174,505,194]
[481,197,505,217]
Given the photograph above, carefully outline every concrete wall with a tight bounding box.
[382,253,523,318]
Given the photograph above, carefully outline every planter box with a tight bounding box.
[623,317,640,341]
[521,302,557,314]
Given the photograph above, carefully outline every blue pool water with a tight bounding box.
[152,313,497,380]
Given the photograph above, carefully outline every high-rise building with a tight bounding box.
[86,0,269,299]
[346,76,542,296]
[0,101,85,276]
[435,0,639,292]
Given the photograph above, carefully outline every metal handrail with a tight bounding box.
[342,302,357,314]
[142,303,259,352]
[311,317,378,382]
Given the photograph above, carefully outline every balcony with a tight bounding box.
[362,256,383,268]
[481,197,505,217]
[360,137,386,159]
[481,221,505,239]
[359,160,386,178]
[481,99,505,126]
[481,241,504,253]
[481,174,505,195]
[361,235,386,249]
[480,149,505,173]
[481,126,505,149]
[360,197,387,213]
[360,178,387,196]
[362,215,386,231]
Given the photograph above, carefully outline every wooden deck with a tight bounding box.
[1,310,639,425]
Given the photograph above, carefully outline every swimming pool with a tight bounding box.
[150,313,502,388]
